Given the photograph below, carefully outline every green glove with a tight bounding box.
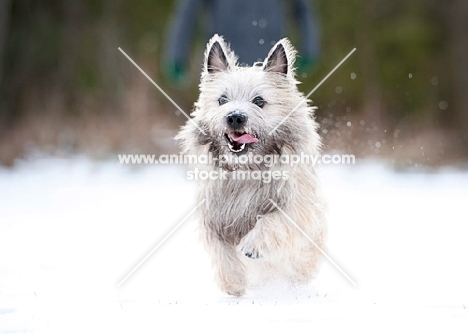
[164,61,189,87]
[296,57,318,76]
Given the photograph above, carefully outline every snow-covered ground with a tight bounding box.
[0,156,467,333]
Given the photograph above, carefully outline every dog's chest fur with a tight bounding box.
[201,176,290,245]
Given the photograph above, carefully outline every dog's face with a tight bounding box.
[177,34,318,171]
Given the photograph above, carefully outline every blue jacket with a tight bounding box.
[166,0,320,66]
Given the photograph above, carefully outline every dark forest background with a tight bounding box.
[0,0,467,167]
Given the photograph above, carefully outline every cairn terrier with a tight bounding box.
[176,34,326,296]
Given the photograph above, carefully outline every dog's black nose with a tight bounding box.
[226,112,246,129]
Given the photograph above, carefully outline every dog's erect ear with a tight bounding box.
[205,35,231,73]
[263,38,296,75]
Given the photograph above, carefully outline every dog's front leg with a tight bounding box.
[237,211,297,261]
[206,237,247,296]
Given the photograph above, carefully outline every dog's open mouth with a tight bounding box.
[224,131,259,153]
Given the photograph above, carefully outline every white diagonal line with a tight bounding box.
[269,199,357,286]
[117,199,206,287]
[118,47,206,135]
[269,48,356,135]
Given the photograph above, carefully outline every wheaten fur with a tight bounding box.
[176,34,327,296]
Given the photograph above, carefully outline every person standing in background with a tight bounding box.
[165,0,321,86]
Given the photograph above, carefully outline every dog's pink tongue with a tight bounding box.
[230,133,259,144]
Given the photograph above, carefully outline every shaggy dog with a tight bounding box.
[177,34,326,296]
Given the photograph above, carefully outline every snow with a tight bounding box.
[1,156,468,333]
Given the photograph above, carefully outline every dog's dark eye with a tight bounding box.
[252,96,265,108]
[218,95,228,106]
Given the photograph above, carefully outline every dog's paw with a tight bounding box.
[224,287,245,297]
[240,245,262,259]
[237,231,265,259]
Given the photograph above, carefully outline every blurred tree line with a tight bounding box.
[0,0,467,166]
